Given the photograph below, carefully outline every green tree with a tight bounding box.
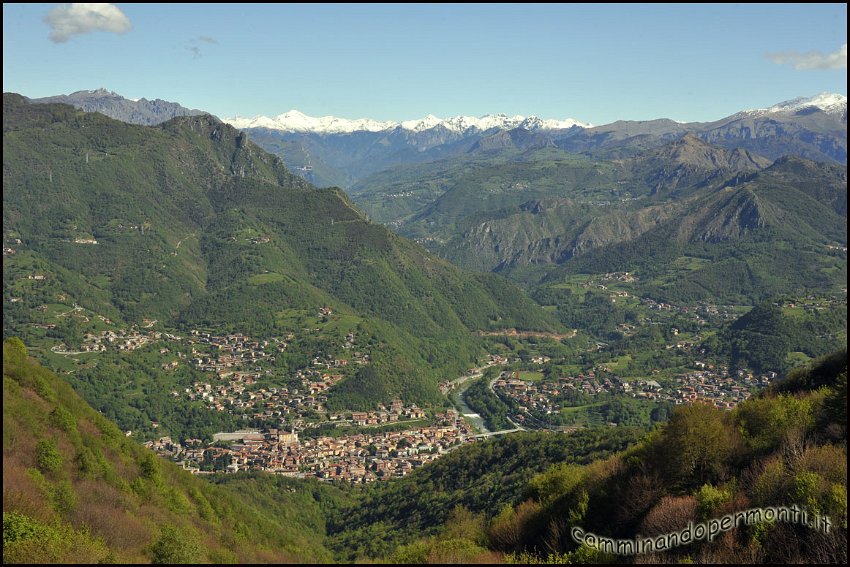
[150,525,204,564]
[659,403,737,487]
[36,438,63,474]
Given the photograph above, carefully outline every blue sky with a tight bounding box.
[3,3,847,124]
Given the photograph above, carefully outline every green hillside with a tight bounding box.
[553,156,847,304]
[3,93,558,417]
[2,338,339,563]
[349,148,630,233]
[709,303,847,374]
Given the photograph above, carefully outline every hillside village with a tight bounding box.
[494,365,773,426]
[146,408,472,483]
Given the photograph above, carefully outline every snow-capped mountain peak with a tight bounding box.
[226,110,396,134]
[400,114,443,132]
[225,111,592,134]
[744,92,847,117]
[74,88,120,97]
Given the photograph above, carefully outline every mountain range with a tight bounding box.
[231,93,847,188]
[225,93,846,135]
[28,90,846,189]
[17,88,846,306]
[348,132,846,305]
[226,109,592,134]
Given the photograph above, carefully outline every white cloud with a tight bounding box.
[768,43,847,70]
[44,3,131,43]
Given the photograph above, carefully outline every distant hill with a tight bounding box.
[713,303,847,374]
[697,96,847,164]
[546,153,846,303]
[628,133,773,196]
[28,88,211,126]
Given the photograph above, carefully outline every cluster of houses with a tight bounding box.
[53,317,383,428]
[185,372,347,417]
[180,328,370,419]
[146,409,473,483]
[493,371,630,417]
[636,297,741,323]
[779,296,846,313]
[79,328,163,352]
[186,330,277,375]
[580,272,637,287]
[493,363,773,425]
[574,276,748,328]
[671,368,774,409]
[342,399,428,425]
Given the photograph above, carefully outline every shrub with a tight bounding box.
[736,395,813,453]
[50,480,78,515]
[3,511,110,564]
[441,506,487,547]
[36,438,63,474]
[150,525,204,564]
[792,471,825,513]
[4,337,27,362]
[660,403,738,487]
[793,444,847,484]
[76,447,107,479]
[426,538,494,564]
[49,406,77,433]
[695,484,732,520]
[3,511,47,546]
[488,500,542,552]
[751,456,787,507]
[528,464,585,507]
[389,540,430,564]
